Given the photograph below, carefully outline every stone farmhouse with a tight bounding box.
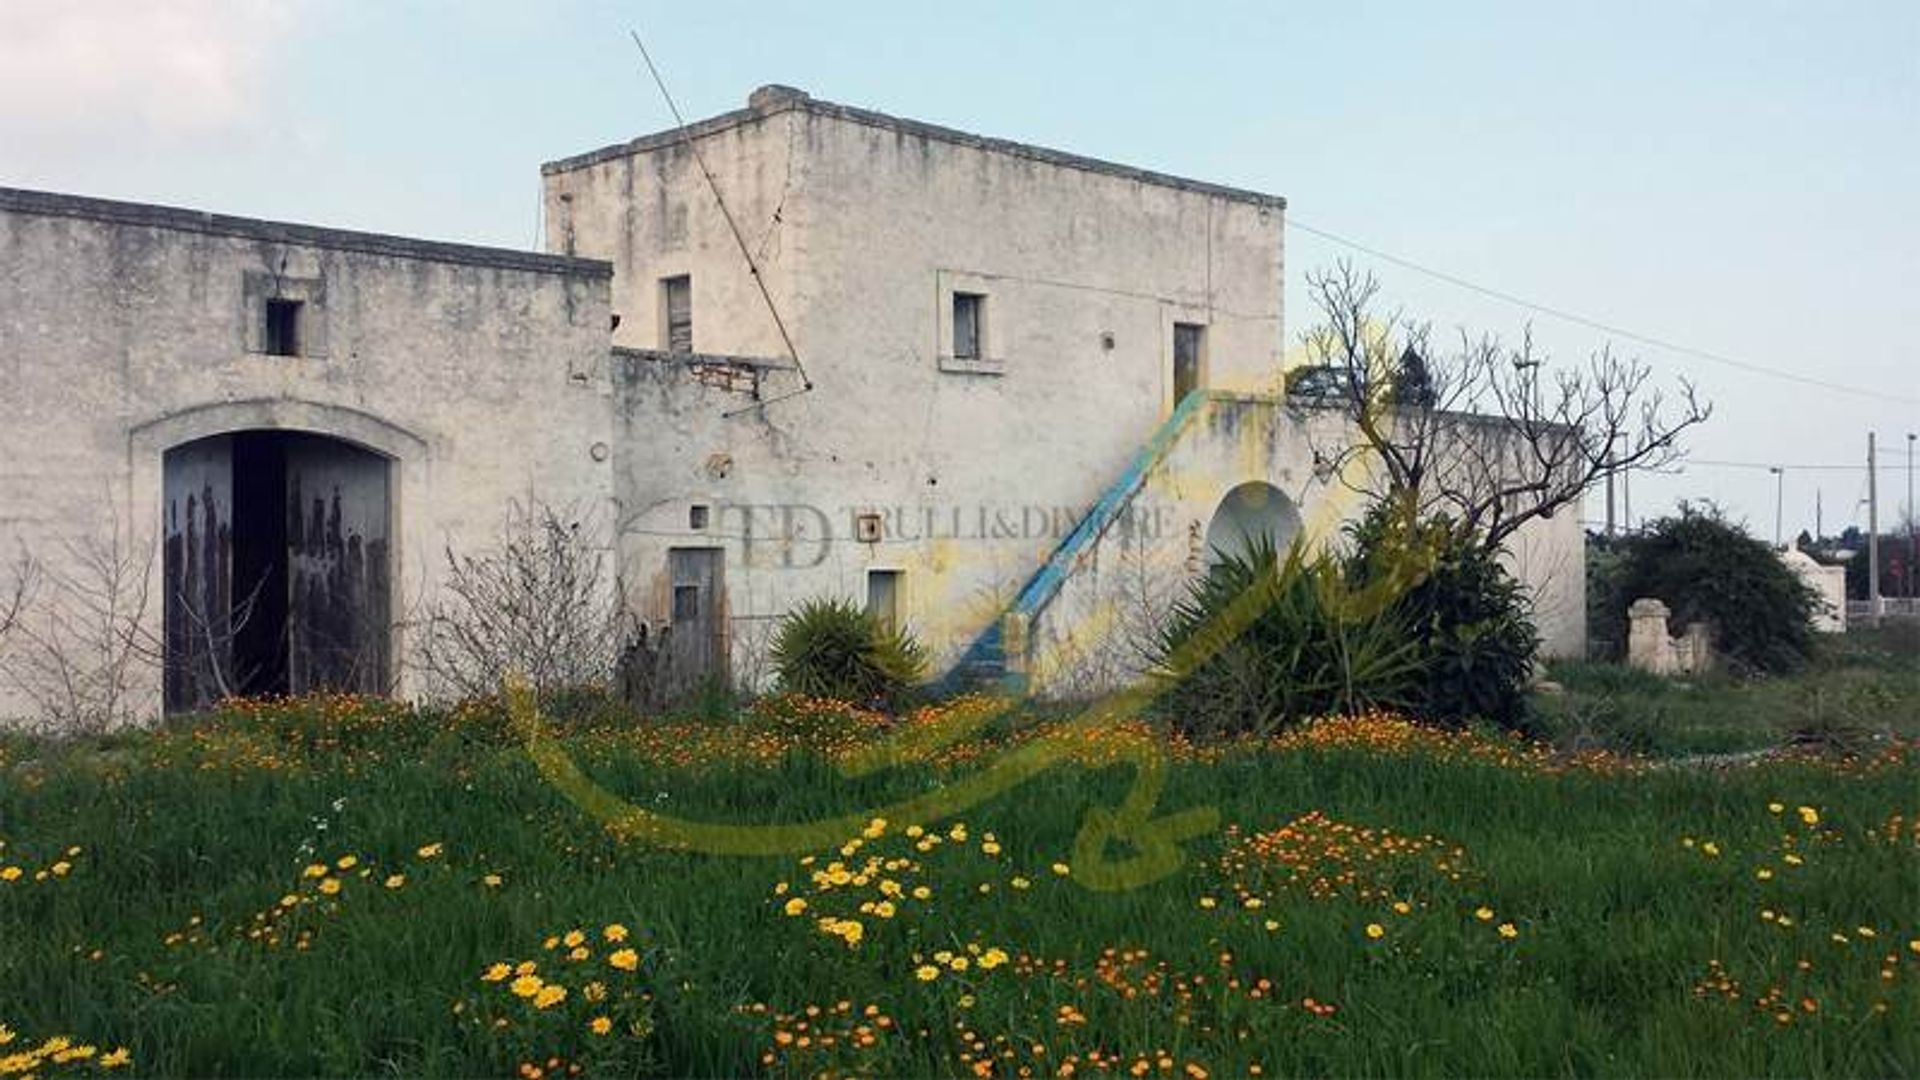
[0,85,1585,724]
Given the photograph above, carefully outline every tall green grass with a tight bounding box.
[0,692,1914,1077]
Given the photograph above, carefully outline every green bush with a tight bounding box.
[1345,506,1540,730]
[770,598,927,707]
[1599,503,1819,675]
[1151,539,1421,739]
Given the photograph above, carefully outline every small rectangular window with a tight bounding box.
[952,292,984,360]
[1173,322,1205,404]
[662,275,692,354]
[689,504,710,531]
[264,299,302,357]
[866,570,901,633]
[672,584,700,623]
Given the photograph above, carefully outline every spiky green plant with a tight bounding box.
[771,597,927,707]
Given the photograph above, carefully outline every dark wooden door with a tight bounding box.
[162,435,235,711]
[285,435,391,695]
[667,547,726,690]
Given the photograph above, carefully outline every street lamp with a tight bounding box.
[1769,466,1784,548]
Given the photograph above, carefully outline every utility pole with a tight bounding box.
[1605,431,1617,536]
[1908,432,1915,600]
[1815,488,1823,544]
[1623,466,1632,534]
[1868,431,1880,622]
[1769,466,1784,548]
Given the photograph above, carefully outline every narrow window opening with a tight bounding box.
[952,292,984,360]
[1173,322,1205,404]
[689,504,710,531]
[866,569,902,634]
[662,275,693,354]
[672,584,700,623]
[265,299,303,357]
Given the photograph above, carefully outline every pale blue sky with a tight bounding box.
[4,0,1915,538]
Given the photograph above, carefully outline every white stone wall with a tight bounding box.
[545,89,1292,682]
[0,191,615,725]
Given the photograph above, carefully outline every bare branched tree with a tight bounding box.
[1295,261,1711,547]
[414,500,632,701]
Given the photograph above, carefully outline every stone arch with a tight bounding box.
[136,401,413,711]
[1203,480,1301,566]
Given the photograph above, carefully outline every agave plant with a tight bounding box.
[771,598,928,707]
[1153,537,1422,740]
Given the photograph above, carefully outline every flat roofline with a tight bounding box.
[0,186,612,279]
[542,89,1287,211]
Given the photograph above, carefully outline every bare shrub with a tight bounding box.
[414,501,631,701]
[1,517,161,732]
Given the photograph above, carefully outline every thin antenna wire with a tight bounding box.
[628,29,814,411]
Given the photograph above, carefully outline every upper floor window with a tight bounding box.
[952,292,985,361]
[264,299,303,357]
[1173,322,1206,404]
[661,275,692,354]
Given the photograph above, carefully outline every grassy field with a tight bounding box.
[1,645,1917,1077]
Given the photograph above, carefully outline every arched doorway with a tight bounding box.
[162,430,391,711]
[1203,481,1301,567]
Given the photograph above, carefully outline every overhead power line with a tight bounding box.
[1285,217,1920,407]
[1679,458,1893,473]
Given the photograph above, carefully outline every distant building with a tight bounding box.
[0,85,1585,725]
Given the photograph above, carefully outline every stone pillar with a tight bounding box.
[1682,622,1713,674]
[1627,598,1673,675]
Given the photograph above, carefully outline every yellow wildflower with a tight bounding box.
[301,863,327,879]
[784,897,809,917]
[1475,907,1494,921]
[1365,923,1385,940]
[482,873,503,888]
[604,924,629,942]
[384,874,406,889]
[0,867,19,882]
[589,1016,612,1036]
[1051,862,1071,876]
[317,877,342,896]
[416,842,444,859]
[533,984,567,1010]
[483,962,512,982]
[1797,806,1819,826]
[335,855,358,871]
[1498,923,1519,939]
[911,885,932,900]
[100,1047,131,1069]
[510,974,544,998]
[916,964,941,982]
[562,930,586,948]
[609,948,639,971]
[583,981,608,1002]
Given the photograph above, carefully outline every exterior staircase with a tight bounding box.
[938,391,1216,693]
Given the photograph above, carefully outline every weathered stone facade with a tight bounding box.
[0,85,1585,725]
